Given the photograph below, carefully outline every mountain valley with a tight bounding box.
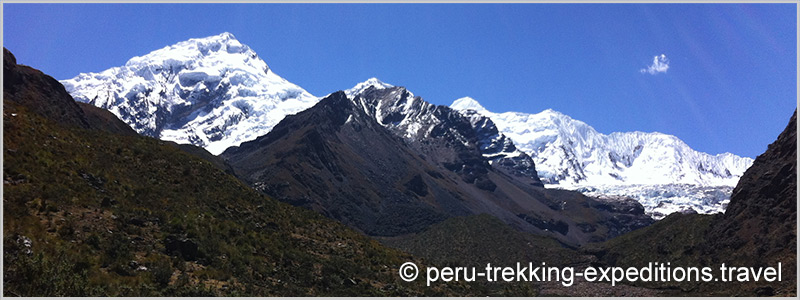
[4,31,795,297]
[62,33,756,219]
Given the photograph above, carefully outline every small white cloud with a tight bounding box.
[640,54,670,75]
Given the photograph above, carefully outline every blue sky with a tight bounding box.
[4,4,796,158]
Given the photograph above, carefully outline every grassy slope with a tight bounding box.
[590,212,795,296]
[380,214,660,296]
[381,214,584,267]
[1,100,466,296]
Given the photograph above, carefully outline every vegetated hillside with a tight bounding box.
[222,89,652,246]
[2,48,462,296]
[76,102,139,137]
[381,214,585,267]
[380,214,661,296]
[589,110,797,296]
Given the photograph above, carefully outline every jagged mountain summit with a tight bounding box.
[60,32,318,155]
[450,97,754,217]
[345,80,543,187]
[344,77,394,98]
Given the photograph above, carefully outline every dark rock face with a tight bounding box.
[164,236,200,261]
[223,90,652,245]
[706,110,796,266]
[356,87,501,191]
[76,102,139,136]
[224,91,456,236]
[403,174,429,197]
[4,47,136,137]
[461,109,544,187]
[352,87,543,189]
[4,48,90,129]
[517,213,570,235]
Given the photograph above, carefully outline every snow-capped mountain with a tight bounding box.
[451,97,754,218]
[60,32,318,155]
[344,77,394,99]
[451,97,753,186]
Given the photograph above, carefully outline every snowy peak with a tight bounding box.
[345,77,394,98]
[124,32,266,72]
[450,99,755,217]
[61,33,318,155]
[350,86,432,137]
[451,97,487,113]
[450,98,754,187]
[537,108,572,121]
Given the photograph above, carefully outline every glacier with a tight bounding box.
[451,97,754,218]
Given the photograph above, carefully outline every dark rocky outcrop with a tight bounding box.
[223,91,456,236]
[76,102,139,136]
[4,47,136,137]
[164,236,200,261]
[4,48,90,129]
[708,110,796,253]
[700,110,797,289]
